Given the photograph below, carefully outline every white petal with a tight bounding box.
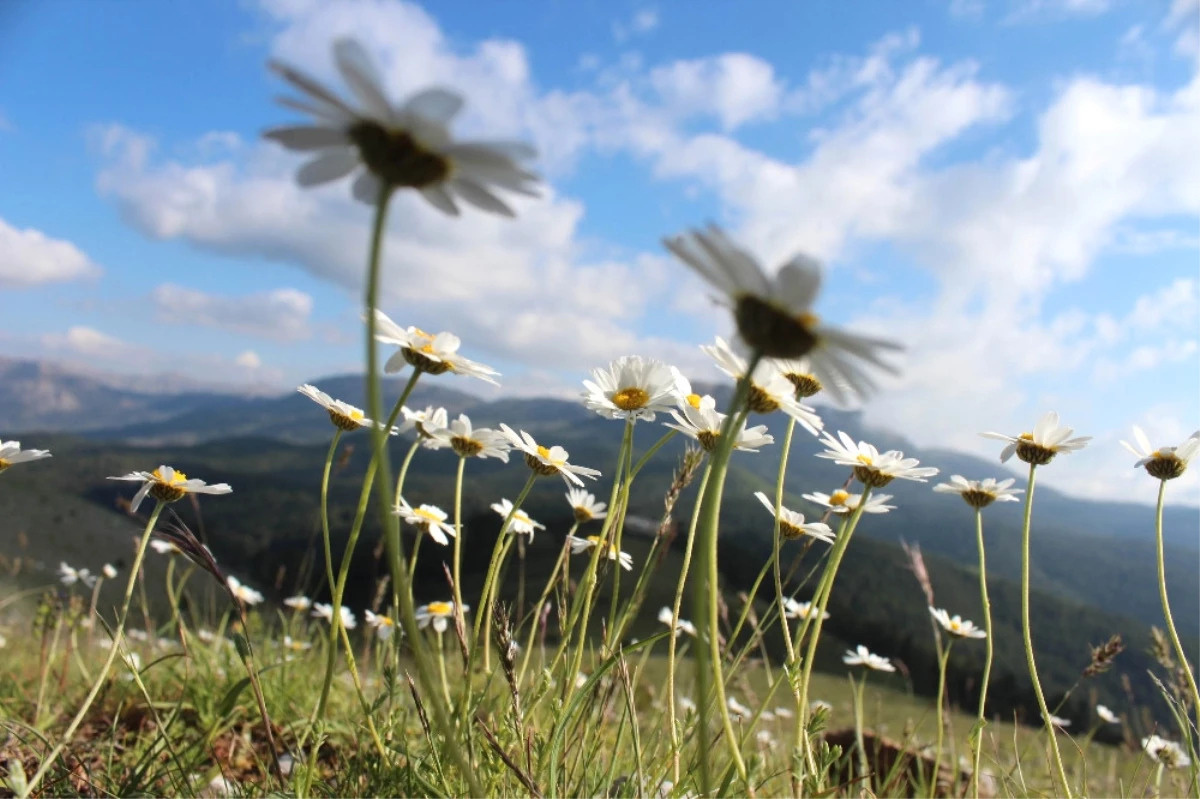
[269,60,357,118]
[297,149,360,186]
[333,39,394,122]
[449,177,516,217]
[1133,426,1152,456]
[403,88,465,123]
[420,185,460,216]
[774,256,822,311]
[352,171,384,204]
[263,125,349,151]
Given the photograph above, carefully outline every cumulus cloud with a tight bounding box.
[0,218,101,288]
[149,284,314,342]
[613,8,659,42]
[649,54,783,130]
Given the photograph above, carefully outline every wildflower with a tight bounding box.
[312,603,357,630]
[843,644,895,672]
[981,412,1091,466]
[755,730,776,749]
[501,425,601,487]
[150,539,182,556]
[929,607,987,639]
[0,440,51,472]
[810,699,833,714]
[1096,705,1120,725]
[415,601,465,633]
[575,672,590,689]
[664,225,901,390]
[265,37,538,214]
[1047,715,1071,729]
[282,636,313,653]
[726,696,752,720]
[773,706,794,719]
[567,535,633,570]
[283,595,312,612]
[108,465,232,513]
[582,356,683,422]
[1143,735,1192,769]
[754,492,835,543]
[1120,427,1200,481]
[427,414,510,460]
[932,476,1023,509]
[394,499,456,545]
[677,695,697,714]
[226,576,264,606]
[374,311,500,383]
[702,337,823,435]
[666,392,775,453]
[397,405,449,439]
[566,488,607,524]
[815,431,938,488]
[127,629,150,643]
[802,488,895,514]
[769,356,823,400]
[364,610,397,640]
[297,384,379,432]
[197,629,217,644]
[657,606,697,637]
[58,562,88,587]
[102,564,118,580]
[783,598,830,621]
[491,498,544,540]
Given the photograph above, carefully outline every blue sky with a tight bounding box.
[1,0,1197,506]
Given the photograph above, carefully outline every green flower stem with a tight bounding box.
[972,509,994,799]
[931,639,954,796]
[517,522,577,686]
[628,428,678,481]
[451,456,468,656]
[1154,479,1200,731]
[20,500,164,799]
[393,436,422,509]
[435,630,453,706]
[474,471,538,670]
[363,183,480,797]
[853,672,869,787]
[604,430,637,646]
[772,416,800,665]
[407,528,425,577]
[665,459,713,785]
[320,431,344,597]
[1019,464,1072,798]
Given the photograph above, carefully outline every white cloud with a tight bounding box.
[649,54,783,130]
[613,8,659,42]
[149,284,314,342]
[42,326,149,361]
[1007,0,1111,23]
[235,350,263,369]
[1165,0,1200,57]
[0,218,101,288]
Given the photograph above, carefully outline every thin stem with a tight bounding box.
[451,456,468,654]
[972,508,994,799]
[1154,479,1200,733]
[854,673,869,789]
[517,522,576,687]
[772,416,799,665]
[475,471,538,670]
[320,431,343,596]
[932,641,954,797]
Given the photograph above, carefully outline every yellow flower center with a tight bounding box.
[686,393,703,409]
[514,510,533,525]
[586,536,601,546]
[0,459,10,472]
[378,616,395,627]
[949,620,962,632]
[427,601,453,616]
[612,386,650,411]
[537,445,558,462]
[855,454,873,466]
[153,468,188,484]
[829,490,850,506]
[798,311,820,328]
[413,508,442,525]
[1019,432,1034,441]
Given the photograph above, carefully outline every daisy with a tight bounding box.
[1120,427,1200,481]
[843,645,895,672]
[501,425,601,487]
[108,466,232,513]
[755,730,776,749]
[754,492,836,543]
[102,564,118,580]
[582,356,683,422]
[981,412,1091,466]
[283,635,313,652]
[929,607,987,640]
[657,606,697,637]
[150,539,182,556]
[772,706,794,719]
[312,603,357,630]
[932,476,1024,509]
[815,431,938,488]
[58,562,85,587]
[374,311,500,384]
[1096,705,1120,725]
[283,595,312,612]
[783,598,830,621]
[802,488,895,515]
[810,699,833,714]
[397,405,449,440]
[768,356,823,400]
[415,601,465,634]
[726,697,752,720]
[364,610,397,640]
[226,576,264,606]
[1143,735,1192,769]
[426,414,510,460]
[265,37,539,214]
[297,384,379,432]
[677,695,697,714]
[566,488,607,524]
[666,392,775,453]
[664,225,901,393]
[1047,715,1072,729]
[491,498,544,540]
[0,440,51,472]
[702,338,823,435]
[394,499,456,546]
[567,535,633,570]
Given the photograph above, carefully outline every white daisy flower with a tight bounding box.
[312,603,357,630]
[1120,426,1200,481]
[815,431,939,488]
[677,695,697,714]
[283,595,312,612]
[283,635,313,652]
[108,465,232,513]
[802,488,895,515]
[929,607,987,640]
[491,498,544,540]
[1047,715,1072,729]
[783,598,830,621]
[500,425,602,487]
[415,600,465,634]
[0,440,51,472]
[127,628,150,643]
[394,499,456,546]
[1096,704,1120,725]
[566,488,607,524]
[726,697,752,720]
[772,706,794,719]
[567,535,633,570]
[1143,735,1192,769]
[297,384,381,432]
[196,629,217,644]
[754,492,836,543]
[265,37,539,215]
[396,405,449,440]
[810,699,833,714]
[768,356,824,400]
[581,356,683,422]
[666,392,775,453]
[843,644,895,672]
[932,476,1024,509]
[664,225,901,395]
[58,562,83,586]
[426,414,510,461]
[702,338,823,435]
[102,564,118,580]
[226,576,264,606]
[150,539,182,556]
[755,730,776,749]
[364,610,397,640]
[374,311,500,384]
[657,606,697,637]
[981,412,1091,466]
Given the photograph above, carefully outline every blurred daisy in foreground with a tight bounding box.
[226,576,264,606]
[932,476,1023,509]
[501,426,601,487]
[843,645,895,672]
[364,610,397,640]
[0,440,51,472]
[283,636,313,652]
[802,489,895,515]
[102,564,118,580]
[566,489,607,524]
[783,598,830,621]
[1143,735,1191,769]
[416,601,465,633]
[491,498,544,540]
[567,535,633,570]
[1096,705,1120,725]
[754,492,835,543]
[1047,715,1072,729]
[981,412,1090,466]
[150,539,183,556]
[284,595,312,612]
[582,356,682,422]
[265,37,538,215]
[726,697,752,721]
[108,466,232,513]
[816,431,938,488]
[657,606,697,637]
[59,563,94,588]
[1120,427,1200,481]
[929,607,987,639]
[312,603,357,630]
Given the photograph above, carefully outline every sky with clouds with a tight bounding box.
[0,0,1197,506]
